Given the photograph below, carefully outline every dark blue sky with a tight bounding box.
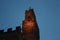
[0,0,60,40]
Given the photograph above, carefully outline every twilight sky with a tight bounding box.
[0,0,60,40]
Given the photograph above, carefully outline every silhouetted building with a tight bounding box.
[0,26,21,40]
[0,8,40,40]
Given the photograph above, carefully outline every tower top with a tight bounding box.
[25,7,33,12]
[25,7,36,21]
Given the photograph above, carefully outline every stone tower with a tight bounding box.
[22,8,40,40]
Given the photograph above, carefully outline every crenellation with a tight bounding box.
[0,26,21,33]
[16,26,21,30]
[7,28,12,32]
[0,30,4,34]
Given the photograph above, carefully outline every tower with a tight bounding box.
[22,8,40,40]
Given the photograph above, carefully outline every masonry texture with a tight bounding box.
[0,8,40,40]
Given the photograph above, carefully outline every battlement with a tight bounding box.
[16,26,21,31]
[0,30,4,34]
[0,26,21,33]
[7,28,12,32]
